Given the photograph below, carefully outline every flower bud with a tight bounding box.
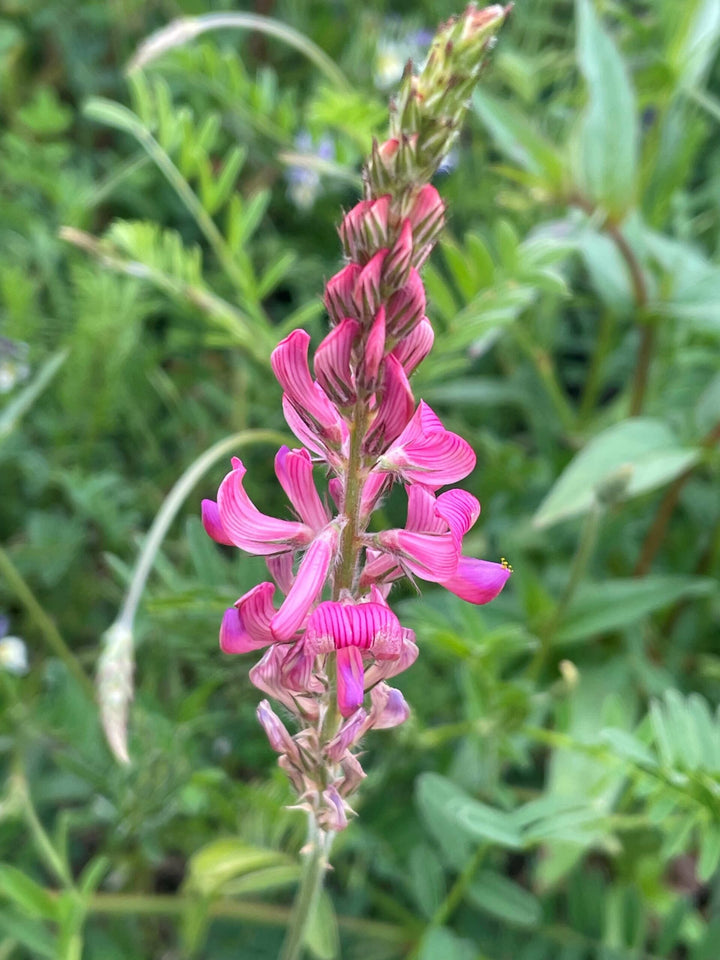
[383,219,414,288]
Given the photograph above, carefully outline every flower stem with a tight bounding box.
[279,817,333,960]
[334,404,370,596]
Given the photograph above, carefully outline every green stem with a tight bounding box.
[578,307,613,423]
[279,818,334,960]
[334,404,370,597]
[0,544,94,700]
[17,773,73,888]
[528,501,602,680]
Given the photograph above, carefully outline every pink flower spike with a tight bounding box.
[369,683,410,729]
[219,607,268,654]
[363,355,415,456]
[375,527,460,582]
[201,499,233,546]
[274,446,330,531]
[235,582,276,644]
[377,401,476,488]
[337,646,365,717]
[442,557,512,605]
[314,319,359,406]
[358,306,386,389]
[385,269,426,338]
[271,330,345,448]
[325,263,361,326]
[391,318,434,376]
[217,458,312,555]
[270,525,339,641]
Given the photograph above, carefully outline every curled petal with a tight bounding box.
[337,646,365,717]
[272,330,345,447]
[219,607,267,654]
[236,582,276,644]
[442,558,511,604]
[406,484,445,534]
[274,446,329,530]
[270,525,339,641]
[436,489,481,542]
[314,319,359,406]
[217,458,312,555]
[375,528,460,582]
[391,318,434,376]
[201,499,233,546]
[378,401,476,489]
[363,355,415,456]
[369,683,410,729]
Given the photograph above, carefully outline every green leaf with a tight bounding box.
[698,823,720,881]
[417,927,476,960]
[0,349,69,442]
[466,870,542,928]
[533,418,700,528]
[185,839,290,896]
[415,774,522,850]
[572,0,638,215]
[0,910,55,959]
[0,866,59,920]
[555,577,715,643]
[473,90,566,192]
[303,888,339,960]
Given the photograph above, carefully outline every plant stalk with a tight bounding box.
[279,817,333,960]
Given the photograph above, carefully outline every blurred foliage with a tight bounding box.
[0,0,719,957]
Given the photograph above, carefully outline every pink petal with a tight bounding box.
[353,249,387,319]
[266,553,294,594]
[407,184,445,251]
[236,582,276,643]
[324,707,369,762]
[305,600,404,658]
[274,446,329,531]
[217,458,312,555]
[319,785,348,831]
[436,489,481,542]
[378,401,476,489]
[257,699,300,759]
[201,499,234,545]
[406,484,446,534]
[270,526,338,640]
[360,470,390,517]
[314,318,359,406]
[358,306,386,389]
[339,195,390,262]
[337,646,365,717]
[385,269,425,338]
[272,330,345,447]
[219,607,268,654]
[391,318,434,375]
[359,549,401,588]
[363,355,415,455]
[442,558,512,604]
[368,683,410,729]
[375,528,460,582]
[338,752,366,796]
[383,218,413,287]
[325,263,361,326]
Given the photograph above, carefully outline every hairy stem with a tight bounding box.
[279,818,334,960]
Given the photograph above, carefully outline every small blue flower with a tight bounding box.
[286,132,335,210]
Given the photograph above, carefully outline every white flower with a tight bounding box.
[0,637,29,676]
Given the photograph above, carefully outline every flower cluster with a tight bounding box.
[203,3,511,832]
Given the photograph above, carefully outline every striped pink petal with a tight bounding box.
[358,306,386,389]
[353,249,387,319]
[436,489,481,542]
[314,318,359,406]
[270,525,339,641]
[391,318,434,375]
[375,527,460,582]
[217,458,312,555]
[274,446,329,530]
[236,582,276,644]
[325,263,361,325]
[383,218,413,287]
[266,553,294,594]
[364,633,418,688]
[385,268,425,338]
[442,558,511,604]
[363,355,415,455]
[378,401,476,489]
[304,600,404,658]
[324,707,369,761]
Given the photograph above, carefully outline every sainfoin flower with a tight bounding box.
[202,3,511,833]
